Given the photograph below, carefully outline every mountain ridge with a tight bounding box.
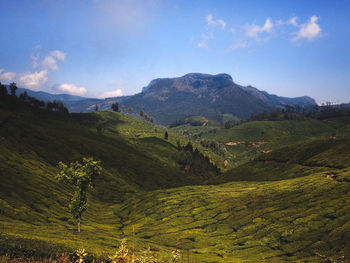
[122,73,316,124]
[6,73,316,123]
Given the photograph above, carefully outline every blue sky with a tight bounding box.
[0,0,349,103]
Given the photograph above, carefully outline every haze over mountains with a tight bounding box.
[10,73,316,125]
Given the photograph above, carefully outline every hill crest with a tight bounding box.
[123,73,316,124]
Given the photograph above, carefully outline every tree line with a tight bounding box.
[177,141,220,179]
[0,82,69,114]
[248,103,350,122]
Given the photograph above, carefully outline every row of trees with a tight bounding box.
[200,139,227,157]
[0,82,69,114]
[248,104,350,122]
[249,108,306,122]
[139,110,154,123]
[110,103,154,123]
[223,119,242,129]
[109,102,134,114]
[177,141,220,178]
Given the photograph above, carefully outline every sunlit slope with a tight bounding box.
[111,171,350,262]
[108,136,350,262]
[215,136,350,183]
[1,109,350,262]
[172,117,350,167]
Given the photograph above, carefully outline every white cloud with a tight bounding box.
[276,19,284,26]
[229,40,247,51]
[198,14,225,49]
[41,50,66,71]
[42,56,59,71]
[287,16,298,27]
[18,70,49,90]
[245,18,273,40]
[206,14,226,30]
[0,69,16,82]
[197,32,213,49]
[31,55,40,69]
[0,48,67,91]
[30,45,41,69]
[49,50,66,61]
[99,89,123,98]
[53,83,87,96]
[292,16,321,41]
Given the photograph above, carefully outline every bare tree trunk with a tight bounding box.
[78,217,81,233]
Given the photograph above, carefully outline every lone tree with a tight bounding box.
[0,82,8,99]
[9,82,17,97]
[112,103,119,112]
[164,131,169,140]
[56,157,102,233]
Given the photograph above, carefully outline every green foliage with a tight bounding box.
[200,139,226,157]
[224,119,241,129]
[178,142,220,178]
[56,158,102,232]
[169,116,209,128]
[108,239,129,263]
[76,248,88,263]
[171,116,350,168]
[112,103,119,112]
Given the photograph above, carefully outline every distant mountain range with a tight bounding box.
[10,73,316,125]
[12,87,88,102]
[121,73,316,124]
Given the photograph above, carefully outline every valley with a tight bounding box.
[1,1,348,261]
[1,87,350,262]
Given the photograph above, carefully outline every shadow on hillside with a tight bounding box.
[67,111,126,135]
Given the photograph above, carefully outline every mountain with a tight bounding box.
[63,96,130,112]
[8,73,317,124]
[241,85,316,107]
[121,73,316,125]
[10,86,130,113]
[7,86,88,102]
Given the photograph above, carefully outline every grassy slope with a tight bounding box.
[111,137,350,262]
[0,108,207,257]
[115,171,350,262]
[2,109,350,261]
[171,117,350,168]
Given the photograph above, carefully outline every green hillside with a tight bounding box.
[1,105,350,262]
[171,117,350,168]
[0,107,217,257]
